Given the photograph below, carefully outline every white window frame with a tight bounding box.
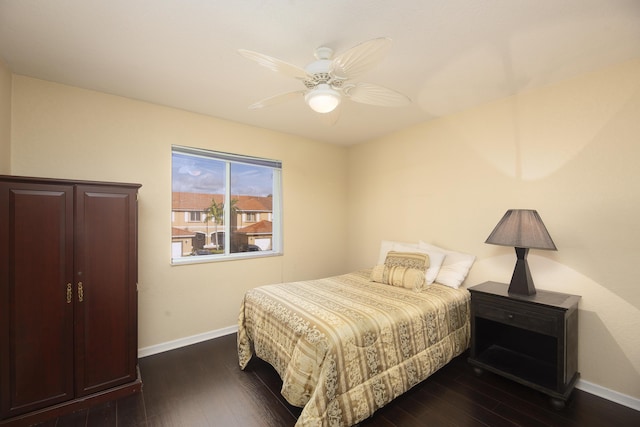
[171,145,283,265]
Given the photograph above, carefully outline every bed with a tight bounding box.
[238,261,471,426]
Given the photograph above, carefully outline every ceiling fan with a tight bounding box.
[238,37,411,123]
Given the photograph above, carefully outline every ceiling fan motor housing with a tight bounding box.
[304,58,343,89]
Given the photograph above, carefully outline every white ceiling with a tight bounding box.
[1,0,639,145]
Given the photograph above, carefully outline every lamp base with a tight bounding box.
[508,247,536,295]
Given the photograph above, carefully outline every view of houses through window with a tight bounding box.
[171,146,282,263]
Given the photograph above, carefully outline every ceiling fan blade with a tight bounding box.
[238,49,309,80]
[331,37,392,79]
[344,82,411,107]
[248,91,305,109]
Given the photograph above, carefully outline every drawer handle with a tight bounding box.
[507,313,515,320]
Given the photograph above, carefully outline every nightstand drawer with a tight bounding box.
[474,302,557,336]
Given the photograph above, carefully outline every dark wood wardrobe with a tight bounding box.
[0,176,142,425]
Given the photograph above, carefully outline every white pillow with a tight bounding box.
[418,241,476,288]
[378,240,445,285]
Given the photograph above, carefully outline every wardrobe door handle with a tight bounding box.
[66,283,72,304]
[78,282,84,302]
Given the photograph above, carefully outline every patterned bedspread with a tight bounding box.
[237,270,470,427]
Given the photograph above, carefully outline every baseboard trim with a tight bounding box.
[576,379,640,411]
[138,325,238,358]
[138,328,640,412]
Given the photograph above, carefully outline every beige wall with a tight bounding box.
[0,58,10,174]
[6,60,640,402]
[347,59,640,400]
[10,76,349,348]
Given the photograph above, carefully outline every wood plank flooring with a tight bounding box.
[34,333,640,426]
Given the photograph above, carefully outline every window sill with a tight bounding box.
[171,250,283,266]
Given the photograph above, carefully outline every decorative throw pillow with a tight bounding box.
[370,264,426,291]
[377,241,446,285]
[384,250,430,271]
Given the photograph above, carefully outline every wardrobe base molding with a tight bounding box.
[0,370,142,427]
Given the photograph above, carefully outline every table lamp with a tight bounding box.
[485,209,557,295]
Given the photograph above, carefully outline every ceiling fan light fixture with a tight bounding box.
[305,84,341,113]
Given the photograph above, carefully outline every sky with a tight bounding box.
[172,152,274,196]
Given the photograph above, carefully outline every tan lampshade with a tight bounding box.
[485,210,557,250]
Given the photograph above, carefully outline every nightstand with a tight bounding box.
[467,281,581,409]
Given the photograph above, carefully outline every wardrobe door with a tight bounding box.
[0,182,75,418]
[74,185,138,396]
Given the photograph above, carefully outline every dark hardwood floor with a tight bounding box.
[33,333,639,426]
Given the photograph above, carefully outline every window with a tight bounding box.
[171,145,282,264]
[188,211,202,222]
[245,213,257,222]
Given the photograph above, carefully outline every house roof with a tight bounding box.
[171,227,196,238]
[172,193,223,211]
[236,220,272,235]
[172,192,272,212]
[235,197,272,212]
